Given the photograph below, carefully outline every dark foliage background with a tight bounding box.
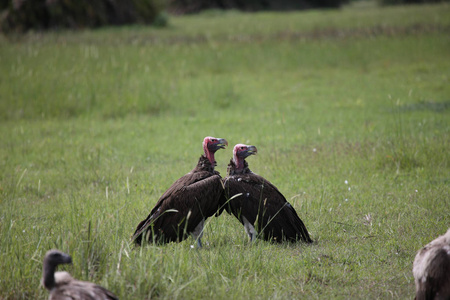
[1,0,448,33]
[379,0,448,4]
[0,0,166,33]
[168,0,349,14]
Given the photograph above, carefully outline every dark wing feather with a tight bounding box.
[133,171,223,244]
[224,173,312,243]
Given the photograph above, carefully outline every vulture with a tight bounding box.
[223,144,313,243]
[132,136,228,247]
[413,228,450,300]
[42,249,118,300]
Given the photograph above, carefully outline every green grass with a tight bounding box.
[1,2,449,299]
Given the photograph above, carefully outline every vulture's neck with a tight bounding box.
[233,155,245,172]
[229,158,250,175]
[198,155,216,173]
[42,262,56,290]
[204,149,216,166]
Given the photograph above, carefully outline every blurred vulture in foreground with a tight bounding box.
[223,144,312,243]
[42,249,118,300]
[413,228,450,300]
[132,136,228,247]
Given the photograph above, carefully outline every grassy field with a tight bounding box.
[1,2,449,299]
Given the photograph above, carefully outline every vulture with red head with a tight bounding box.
[42,249,118,300]
[223,144,312,243]
[132,136,228,247]
[413,228,450,300]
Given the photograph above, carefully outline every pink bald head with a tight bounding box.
[233,144,257,170]
[203,136,228,165]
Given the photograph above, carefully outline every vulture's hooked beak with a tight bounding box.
[216,138,228,150]
[246,145,257,156]
[65,255,73,264]
[60,253,73,265]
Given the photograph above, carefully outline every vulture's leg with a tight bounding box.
[242,216,257,242]
[191,220,204,248]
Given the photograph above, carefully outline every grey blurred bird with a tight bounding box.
[413,229,450,300]
[42,249,118,300]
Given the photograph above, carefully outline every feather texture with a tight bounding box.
[42,250,118,300]
[224,158,312,243]
[133,154,226,245]
[413,229,450,300]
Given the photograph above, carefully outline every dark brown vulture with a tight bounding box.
[132,136,228,247]
[223,144,313,243]
[413,228,450,300]
[42,249,118,300]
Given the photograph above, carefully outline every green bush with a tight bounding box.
[0,0,167,33]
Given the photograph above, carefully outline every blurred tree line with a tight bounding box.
[0,0,167,33]
[378,0,448,3]
[168,0,349,14]
[0,0,447,33]
[167,0,449,13]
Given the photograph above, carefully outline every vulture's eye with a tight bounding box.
[240,147,244,150]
